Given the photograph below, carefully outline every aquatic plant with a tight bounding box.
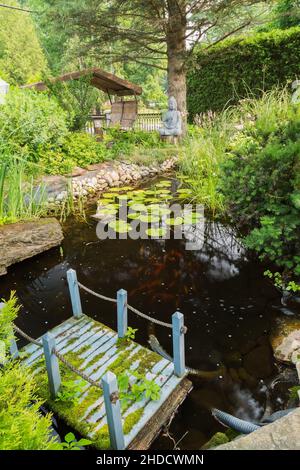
[0,159,48,225]
[60,432,92,450]
[96,179,201,241]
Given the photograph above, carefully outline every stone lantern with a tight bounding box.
[0,78,9,104]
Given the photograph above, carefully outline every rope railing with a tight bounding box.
[77,280,176,330]
[52,349,103,391]
[77,281,117,304]
[13,323,43,347]
[12,323,103,391]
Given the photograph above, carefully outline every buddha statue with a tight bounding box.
[159,96,182,137]
[291,80,300,105]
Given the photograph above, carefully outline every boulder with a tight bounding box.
[270,317,300,364]
[0,218,64,276]
[215,408,300,450]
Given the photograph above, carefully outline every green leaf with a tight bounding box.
[139,214,160,224]
[108,220,132,233]
[64,432,75,443]
[76,438,92,447]
[146,227,167,237]
[165,216,183,226]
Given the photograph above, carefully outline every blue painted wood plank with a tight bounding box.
[22,317,88,359]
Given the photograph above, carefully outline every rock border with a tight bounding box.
[46,157,178,205]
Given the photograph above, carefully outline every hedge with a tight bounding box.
[187,27,300,121]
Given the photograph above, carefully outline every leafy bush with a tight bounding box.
[0,294,60,450]
[0,292,19,355]
[0,89,172,176]
[219,89,300,276]
[0,362,60,450]
[62,132,106,167]
[46,76,101,131]
[187,27,300,120]
[0,89,68,160]
[37,133,106,175]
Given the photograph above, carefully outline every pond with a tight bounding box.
[0,176,294,449]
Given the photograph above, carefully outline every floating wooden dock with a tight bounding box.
[16,269,192,450]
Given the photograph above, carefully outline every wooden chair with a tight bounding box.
[109,100,138,130]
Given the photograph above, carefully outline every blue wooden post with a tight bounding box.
[0,302,19,359]
[117,289,127,338]
[42,332,61,399]
[172,311,185,377]
[101,371,125,450]
[67,269,83,318]
[9,335,19,359]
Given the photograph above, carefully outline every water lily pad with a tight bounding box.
[103,192,117,199]
[144,190,157,195]
[139,214,160,224]
[156,181,172,187]
[157,189,171,195]
[117,195,129,201]
[128,212,141,220]
[146,227,167,237]
[97,207,118,216]
[177,188,192,194]
[108,187,123,192]
[129,203,148,212]
[150,206,171,216]
[108,220,132,233]
[132,189,145,195]
[97,198,114,205]
[176,193,193,200]
[165,216,184,226]
[147,204,160,211]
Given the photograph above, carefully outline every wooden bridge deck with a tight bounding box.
[20,314,191,450]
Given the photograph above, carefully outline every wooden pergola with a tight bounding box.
[21,67,143,97]
[22,67,143,130]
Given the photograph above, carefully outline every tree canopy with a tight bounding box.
[0,0,46,84]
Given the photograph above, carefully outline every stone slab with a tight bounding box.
[0,218,63,276]
[216,407,300,450]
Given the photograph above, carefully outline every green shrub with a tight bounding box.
[219,89,300,276]
[0,292,19,355]
[0,362,60,450]
[62,132,106,167]
[0,88,68,162]
[104,128,164,159]
[0,294,59,450]
[187,27,300,120]
[46,76,101,131]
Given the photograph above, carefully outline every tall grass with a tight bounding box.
[179,88,293,216]
[0,159,47,225]
[179,112,234,215]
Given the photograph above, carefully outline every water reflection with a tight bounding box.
[0,206,283,449]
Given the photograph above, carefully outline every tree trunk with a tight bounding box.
[166,1,187,136]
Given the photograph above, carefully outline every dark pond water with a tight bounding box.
[0,177,296,449]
